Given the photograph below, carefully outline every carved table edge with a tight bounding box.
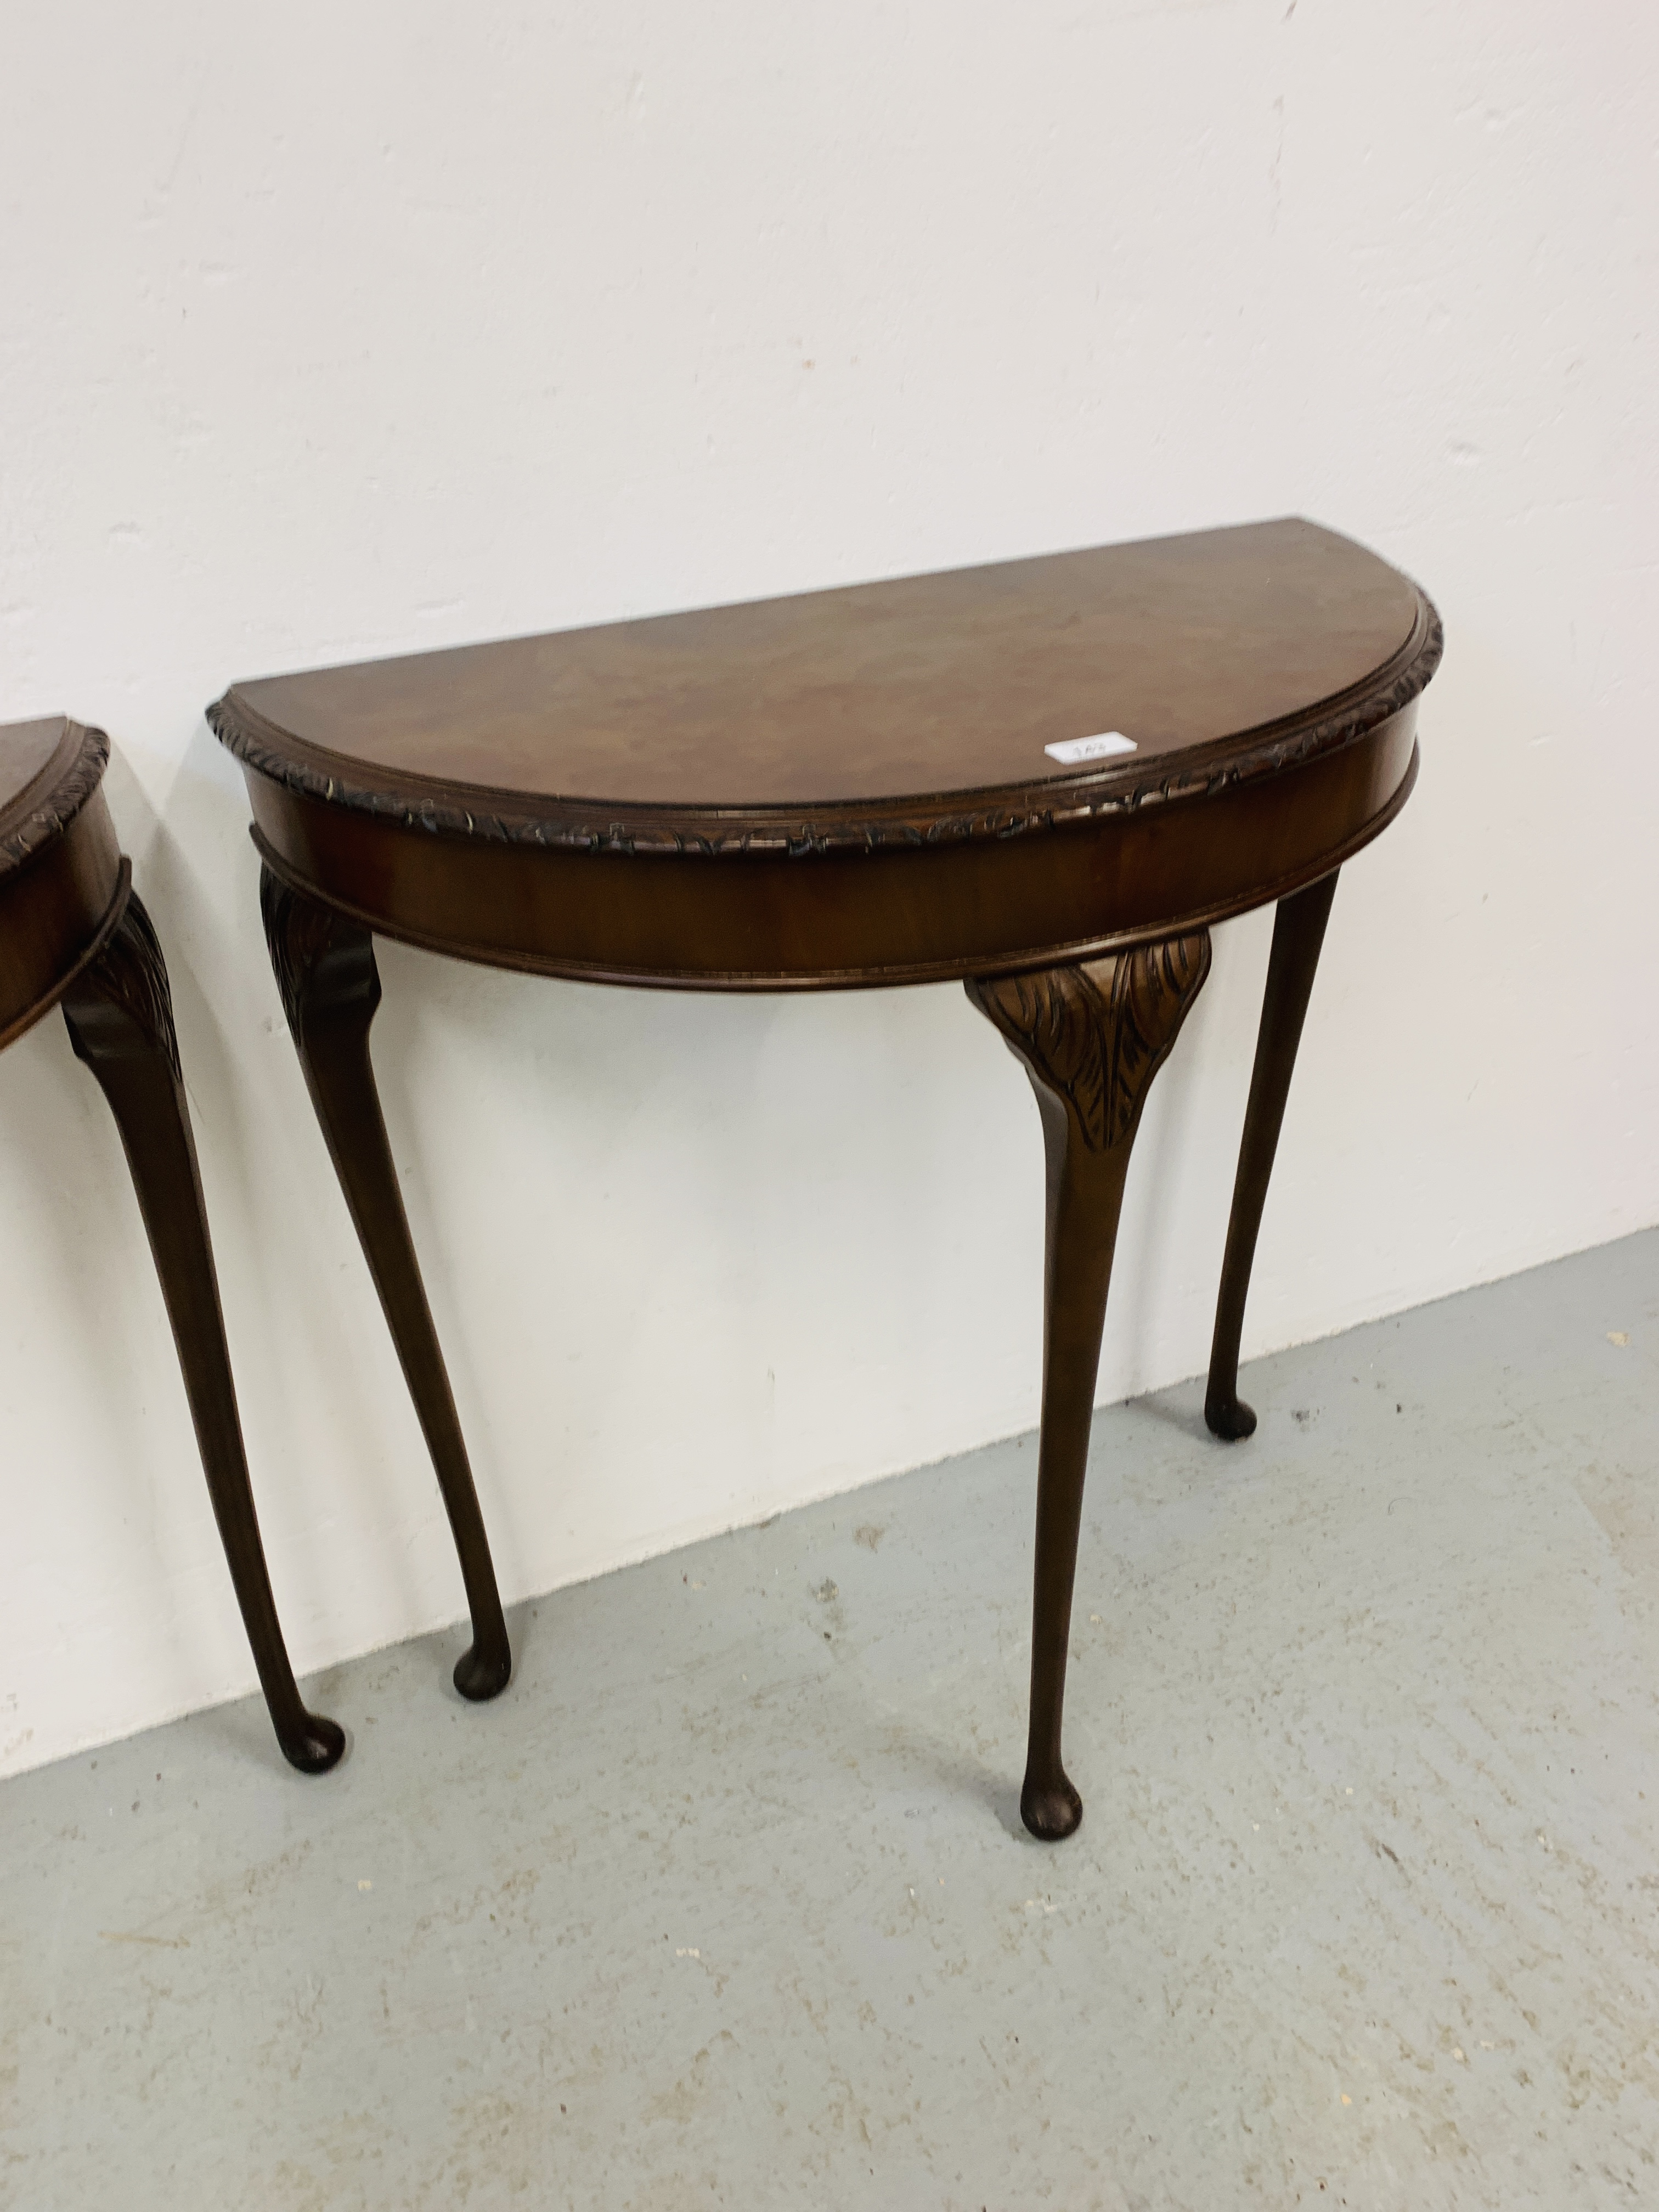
[0,721,111,877]
[245,741,1415,993]
[210,592,1441,860]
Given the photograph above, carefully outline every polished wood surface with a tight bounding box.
[260,868,510,1702]
[1205,872,1341,1441]
[0,718,125,1051]
[2,718,341,1774]
[211,521,1443,1837]
[224,519,1419,812]
[212,518,1439,989]
[0,715,70,826]
[968,935,1212,1838]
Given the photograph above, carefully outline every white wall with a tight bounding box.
[2,1,1656,1779]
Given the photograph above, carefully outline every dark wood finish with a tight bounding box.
[967,935,1212,1838]
[209,519,1442,1837]
[0,719,125,1051]
[61,888,346,1772]
[212,519,1437,989]
[1,718,340,1774]
[225,521,1417,809]
[259,867,510,1701]
[1206,871,1342,1441]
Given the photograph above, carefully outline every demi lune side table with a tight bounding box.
[0,718,342,1773]
[208,517,1441,1839]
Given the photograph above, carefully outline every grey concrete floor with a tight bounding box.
[4,1234,1659,2209]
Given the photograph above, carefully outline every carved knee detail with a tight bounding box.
[62,890,182,1078]
[259,865,380,1043]
[967,932,1211,1149]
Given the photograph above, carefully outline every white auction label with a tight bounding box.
[1043,731,1137,765]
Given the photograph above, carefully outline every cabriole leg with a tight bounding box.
[260,866,511,1702]
[63,888,344,1774]
[968,932,1211,1839]
[1205,871,1339,1442]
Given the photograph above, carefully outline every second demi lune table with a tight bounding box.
[210,516,1441,1839]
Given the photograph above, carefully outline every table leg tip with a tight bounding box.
[280,1714,347,1775]
[1020,1772,1084,1842]
[1205,1391,1257,1441]
[454,1640,512,1702]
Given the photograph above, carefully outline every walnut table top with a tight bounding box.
[211,517,1440,991]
